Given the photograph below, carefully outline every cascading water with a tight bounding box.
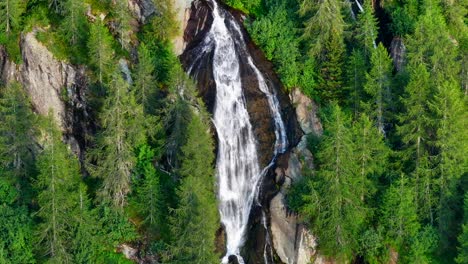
[186,1,287,262]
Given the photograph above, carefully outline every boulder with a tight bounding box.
[290,88,322,136]
[128,0,156,24]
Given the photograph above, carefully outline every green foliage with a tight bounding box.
[0,82,37,184]
[88,19,115,84]
[34,114,83,262]
[87,67,146,208]
[355,0,378,57]
[134,43,157,113]
[168,114,219,263]
[301,103,362,261]
[345,49,367,117]
[112,0,133,51]
[247,4,300,88]
[363,43,393,134]
[60,0,88,47]
[224,0,262,16]
[152,0,179,39]
[0,0,25,61]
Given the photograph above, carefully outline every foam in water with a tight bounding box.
[188,1,287,262]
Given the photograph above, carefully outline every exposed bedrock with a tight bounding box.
[0,30,91,161]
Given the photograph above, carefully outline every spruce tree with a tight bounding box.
[301,103,362,261]
[168,114,219,264]
[363,43,393,135]
[35,114,83,263]
[61,0,87,46]
[88,19,114,84]
[355,0,378,58]
[0,82,37,187]
[345,49,367,117]
[113,0,133,50]
[87,67,146,208]
[134,43,156,113]
[0,0,25,38]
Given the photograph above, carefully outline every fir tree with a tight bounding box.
[134,43,156,113]
[35,114,83,263]
[345,49,367,117]
[168,114,219,263]
[88,19,114,84]
[0,82,37,186]
[302,103,362,261]
[355,0,378,57]
[113,0,133,50]
[61,0,87,46]
[87,67,146,208]
[363,43,393,135]
[0,0,25,38]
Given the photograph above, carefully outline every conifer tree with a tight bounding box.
[0,82,37,183]
[430,80,467,255]
[87,67,146,208]
[381,174,420,254]
[363,43,393,135]
[355,0,378,57]
[35,114,83,263]
[88,19,114,84]
[61,0,87,46]
[134,43,156,113]
[113,0,133,50]
[302,103,362,261]
[352,114,388,201]
[345,49,367,117]
[168,114,219,263]
[0,0,25,38]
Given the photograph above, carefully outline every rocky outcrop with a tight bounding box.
[172,0,194,54]
[390,37,406,72]
[128,0,156,24]
[0,30,90,160]
[290,88,322,135]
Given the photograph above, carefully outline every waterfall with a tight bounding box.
[186,1,287,262]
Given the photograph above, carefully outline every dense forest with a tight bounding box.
[0,0,466,263]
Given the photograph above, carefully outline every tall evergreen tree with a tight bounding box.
[355,0,378,57]
[88,19,114,84]
[0,0,25,38]
[345,49,367,117]
[35,114,83,263]
[87,67,146,208]
[168,114,219,263]
[0,82,37,187]
[301,103,362,261]
[134,43,156,113]
[61,0,87,46]
[300,0,346,101]
[363,43,393,135]
[113,0,133,50]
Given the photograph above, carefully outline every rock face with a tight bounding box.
[390,37,406,72]
[269,88,325,264]
[0,31,90,160]
[172,0,194,54]
[128,0,156,23]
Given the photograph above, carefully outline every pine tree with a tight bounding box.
[381,174,420,254]
[430,80,467,256]
[363,43,393,135]
[113,0,133,50]
[0,82,37,184]
[88,19,114,84]
[152,0,178,39]
[301,103,362,261]
[397,63,435,222]
[345,49,367,117]
[61,0,87,46]
[35,114,83,263]
[0,0,25,38]
[355,0,378,58]
[456,193,468,264]
[352,114,388,202]
[168,114,219,263]
[134,43,156,113]
[87,67,146,208]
